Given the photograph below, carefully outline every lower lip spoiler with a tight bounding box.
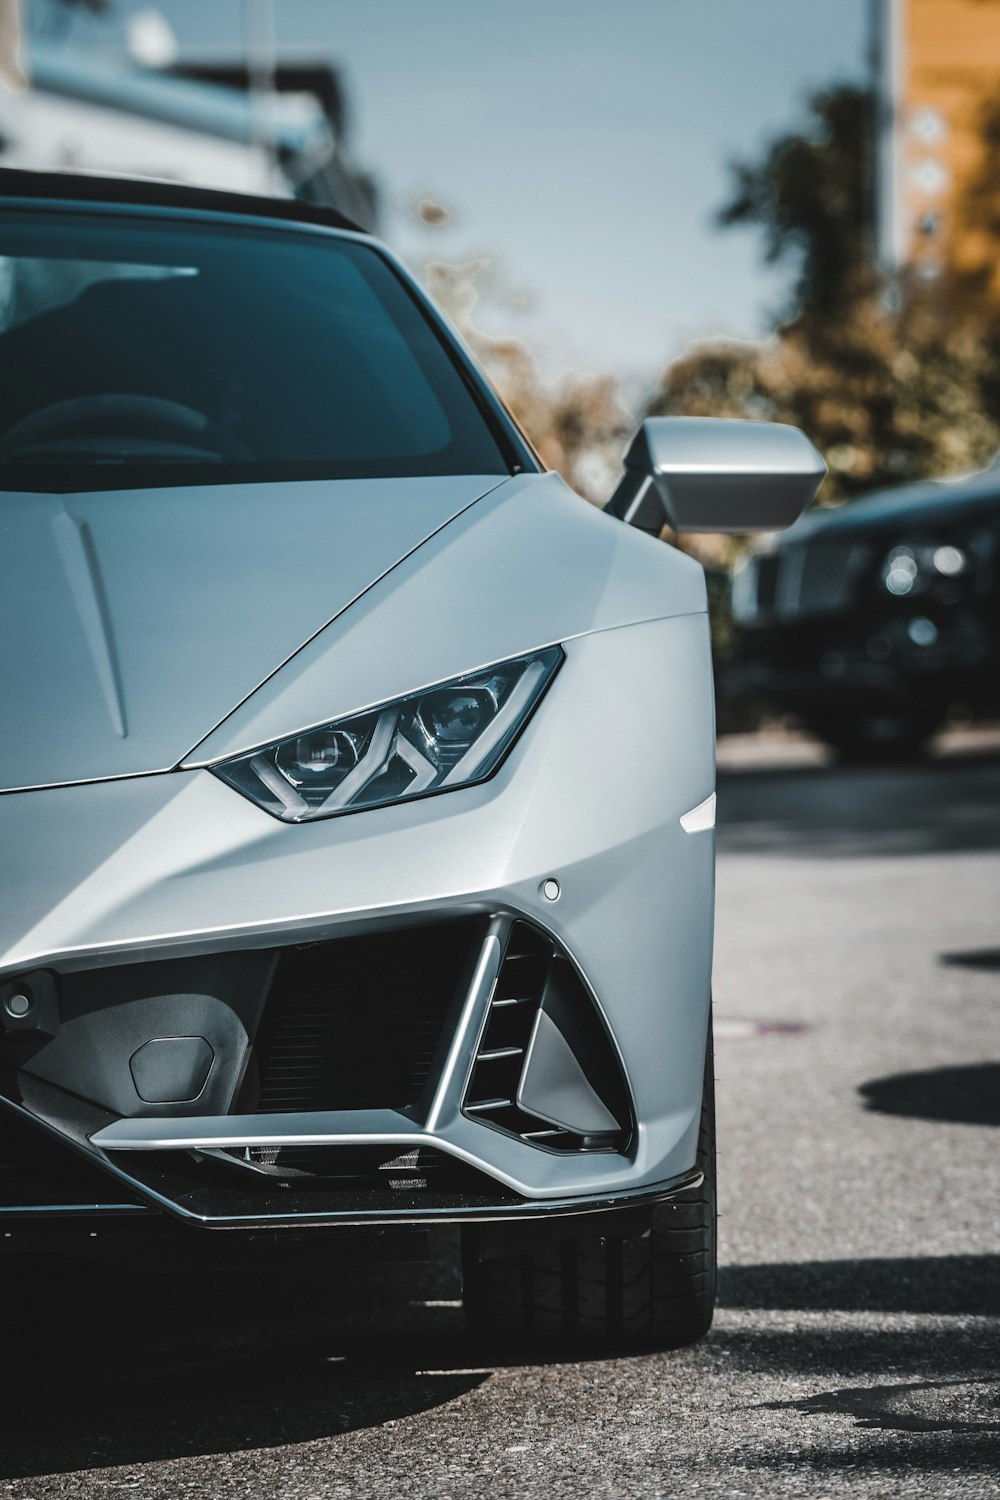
[90,1108,498,1152]
[2,1167,703,1232]
[86,1113,704,1229]
[1,1089,701,1231]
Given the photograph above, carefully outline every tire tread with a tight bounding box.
[462,1019,717,1351]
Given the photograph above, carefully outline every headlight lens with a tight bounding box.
[212,647,562,823]
[882,545,921,596]
[880,534,982,597]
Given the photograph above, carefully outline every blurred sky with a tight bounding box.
[29,0,871,385]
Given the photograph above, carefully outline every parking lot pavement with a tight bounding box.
[2,739,998,1499]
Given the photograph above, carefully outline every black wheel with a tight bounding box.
[804,703,947,763]
[462,1019,716,1351]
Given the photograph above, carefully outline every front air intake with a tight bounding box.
[462,923,631,1153]
[244,919,485,1113]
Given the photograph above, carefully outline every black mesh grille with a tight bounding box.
[794,539,869,617]
[246,919,484,1114]
[741,542,867,624]
[462,922,630,1153]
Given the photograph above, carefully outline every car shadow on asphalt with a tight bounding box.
[1,1251,998,1479]
[940,946,1000,970]
[0,1253,481,1478]
[772,1375,1000,1433]
[746,1367,1000,1474]
[715,751,1000,857]
[739,1405,1000,1479]
[858,1062,1000,1125]
[711,1260,999,1468]
[717,1254,1000,1316]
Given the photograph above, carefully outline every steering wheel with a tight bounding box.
[0,395,255,461]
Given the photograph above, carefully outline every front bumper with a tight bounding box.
[0,615,716,1231]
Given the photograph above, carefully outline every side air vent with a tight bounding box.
[462,923,631,1153]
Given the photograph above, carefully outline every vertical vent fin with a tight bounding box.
[462,922,630,1154]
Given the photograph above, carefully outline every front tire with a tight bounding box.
[462,1020,716,1351]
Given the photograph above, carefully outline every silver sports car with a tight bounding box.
[0,169,824,1350]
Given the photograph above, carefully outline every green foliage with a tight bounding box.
[425,256,630,504]
[421,83,1000,537]
[719,87,877,324]
[651,86,1000,518]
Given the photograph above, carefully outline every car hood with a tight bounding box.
[0,474,506,792]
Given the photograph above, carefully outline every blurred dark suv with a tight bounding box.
[726,470,1000,757]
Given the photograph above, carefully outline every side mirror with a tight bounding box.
[605,416,826,535]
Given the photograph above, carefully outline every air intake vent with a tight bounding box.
[124,1143,523,1215]
[245,919,484,1114]
[223,1144,518,1203]
[462,923,631,1153]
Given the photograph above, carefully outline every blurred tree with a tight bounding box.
[720,86,877,326]
[650,85,1000,524]
[425,254,629,504]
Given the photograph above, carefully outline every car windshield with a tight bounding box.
[0,210,509,491]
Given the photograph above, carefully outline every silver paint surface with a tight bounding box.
[186,472,707,764]
[610,415,827,535]
[1,604,716,1202]
[0,473,505,791]
[0,226,728,1213]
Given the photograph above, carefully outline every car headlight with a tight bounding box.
[880,534,985,597]
[211,647,563,823]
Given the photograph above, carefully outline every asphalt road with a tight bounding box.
[3,736,999,1499]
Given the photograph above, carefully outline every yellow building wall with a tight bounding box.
[903,0,1000,284]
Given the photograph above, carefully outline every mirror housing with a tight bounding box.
[606,416,827,535]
